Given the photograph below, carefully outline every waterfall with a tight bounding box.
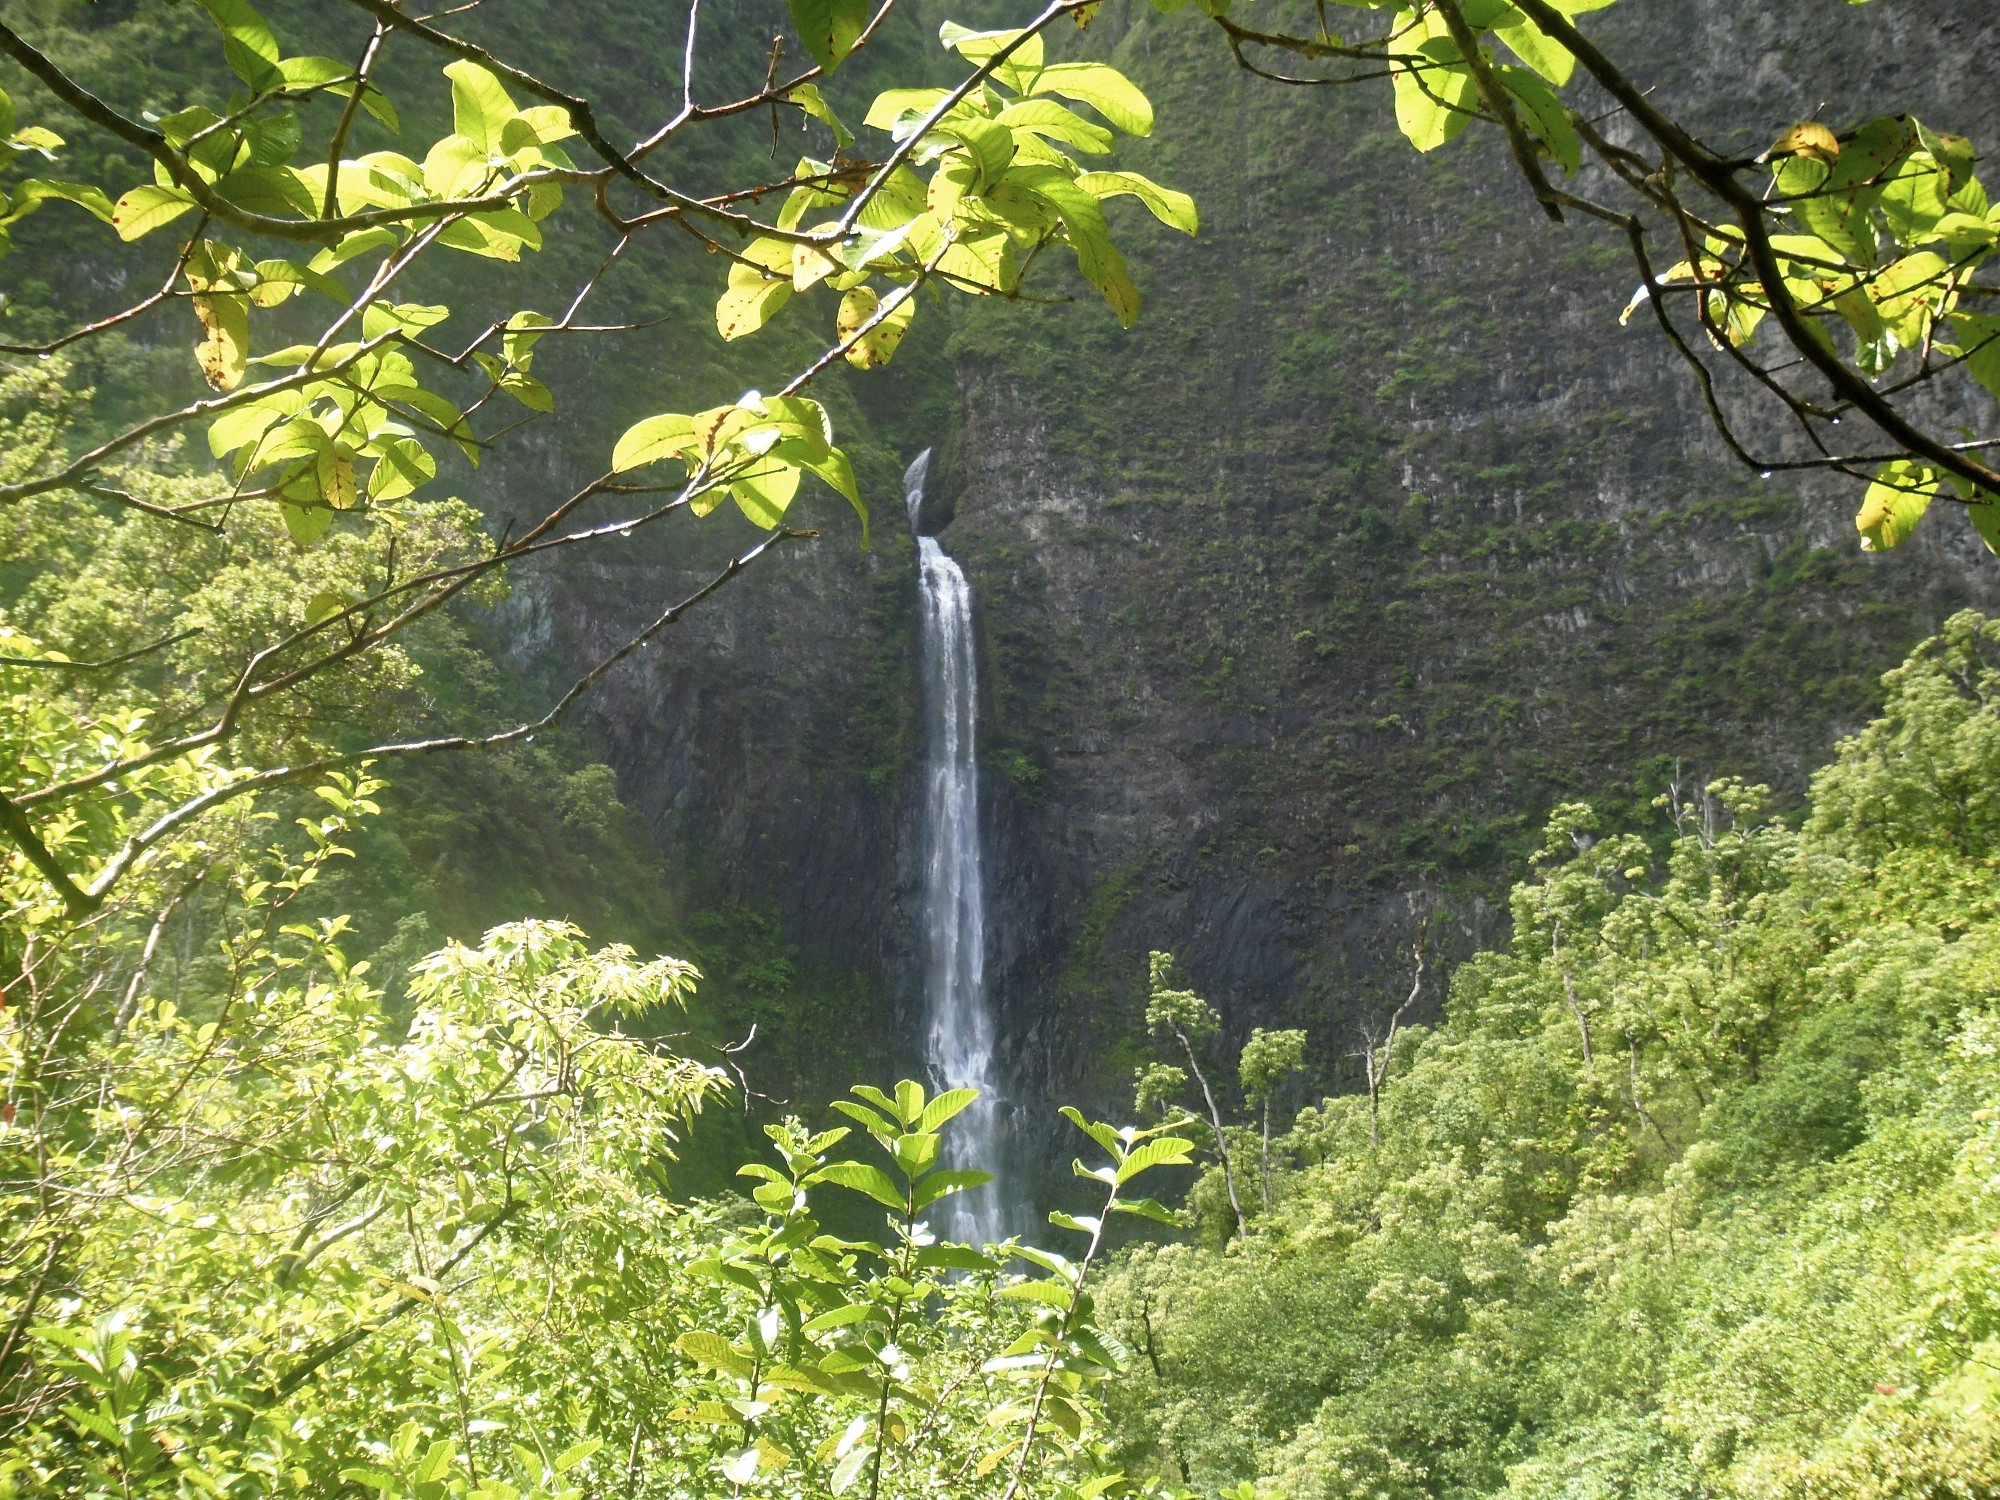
[906,450,1006,1244]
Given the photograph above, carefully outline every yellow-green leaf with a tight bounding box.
[445,60,517,152]
[612,413,696,472]
[111,184,197,241]
[192,293,250,392]
[1075,170,1198,234]
[1856,459,1937,551]
[1029,63,1153,137]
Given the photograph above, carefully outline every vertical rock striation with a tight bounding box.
[523,0,2000,1194]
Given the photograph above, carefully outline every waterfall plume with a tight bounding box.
[906,449,1006,1243]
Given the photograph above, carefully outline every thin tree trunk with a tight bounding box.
[1553,922,1593,1062]
[1260,1096,1272,1212]
[1358,928,1426,1154]
[1176,1028,1244,1235]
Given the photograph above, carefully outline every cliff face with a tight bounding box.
[524,0,2000,1158]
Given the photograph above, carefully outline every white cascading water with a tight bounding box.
[906,450,1006,1244]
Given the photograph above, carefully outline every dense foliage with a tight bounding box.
[1,637,1192,1497]
[1096,610,2000,1498]
[8,1,2000,1497]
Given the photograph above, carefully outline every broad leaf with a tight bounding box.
[1075,170,1199,233]
[192,294,250,392]
[814,1160,905,1210]
[1856,459,1937,551]
[789,0,870,73]
[445,60,517,151]
[1391,21,1476,153]
[1030,63,1153,137]
[612,413,696,473]
[111,185,197,241]
[1497,66,1580,176]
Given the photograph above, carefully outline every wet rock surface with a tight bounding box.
[518,0,2000,1192]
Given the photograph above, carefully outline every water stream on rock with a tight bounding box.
[906,450,1006,1243]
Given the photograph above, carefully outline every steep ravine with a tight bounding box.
[520,0,2000,1190]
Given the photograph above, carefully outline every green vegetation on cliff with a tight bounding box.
[1098,611,2000,1498]
[6,0,2000,1497]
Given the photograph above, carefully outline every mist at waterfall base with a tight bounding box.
[906,450,1011,1245]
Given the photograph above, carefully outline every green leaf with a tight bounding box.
[939,21,1045,78]
[214,165,316,219]
[717,242,794,340]
[444,60,517,151]
[1969,493,2000,557]
[890,1129,942,1179]
[195,0,278,58]
[730,459,801,528]
[1828,116,1917,191]
[913,1168,993,1210]
[612,412,700,476]
[303,590,352,626]
[367,437,436,500]
[1007,165,1140,325]
[1060,1107,1124,1157]
[7,124,62,156]
[1391,18,1476,153]
[831,1098,896,1134]
[1776,156,1874,268]
[787,84,854,149]
[789,0,871,73]
[208,392,305,457]
[918,1088,980,1133]
[1950,312,2000,402]
[436,208,542,261]
[1029,63,1153,137]
[197,0,281,88]
[280,499,334,547]
[1492,12,1575,86]
[814,1160,906,1209]
[276,55,352,90]
[497,371,554,411]
[1496,66,1580,176]
[996,100,1113,155]
[1915,119,1978,195]
[1110,1195,1182,1224]
[938,227,1017,293]
[1074,170,1198,233]
[6,179,114,226]
[1879,153,1951,242]
[110,184,197,241]
[831,1443,874,1495]
[940,117,1017,190]
[1114,1137,1194,1184]
[676,1329,755,1378]
[916,1243,1000,1271]
[998,1279,1074,1308]
[864,88,953,135]
[802,1301,879,1333]
[1867,251,1951,347]
[769,436,866,542]
[1856,459,1937,551]
[414,1439,457,1484]
[317,445,359,510]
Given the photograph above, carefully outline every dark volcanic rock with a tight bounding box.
[521,0,2000,1195]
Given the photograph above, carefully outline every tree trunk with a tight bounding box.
[1177,1028,1244,1235]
